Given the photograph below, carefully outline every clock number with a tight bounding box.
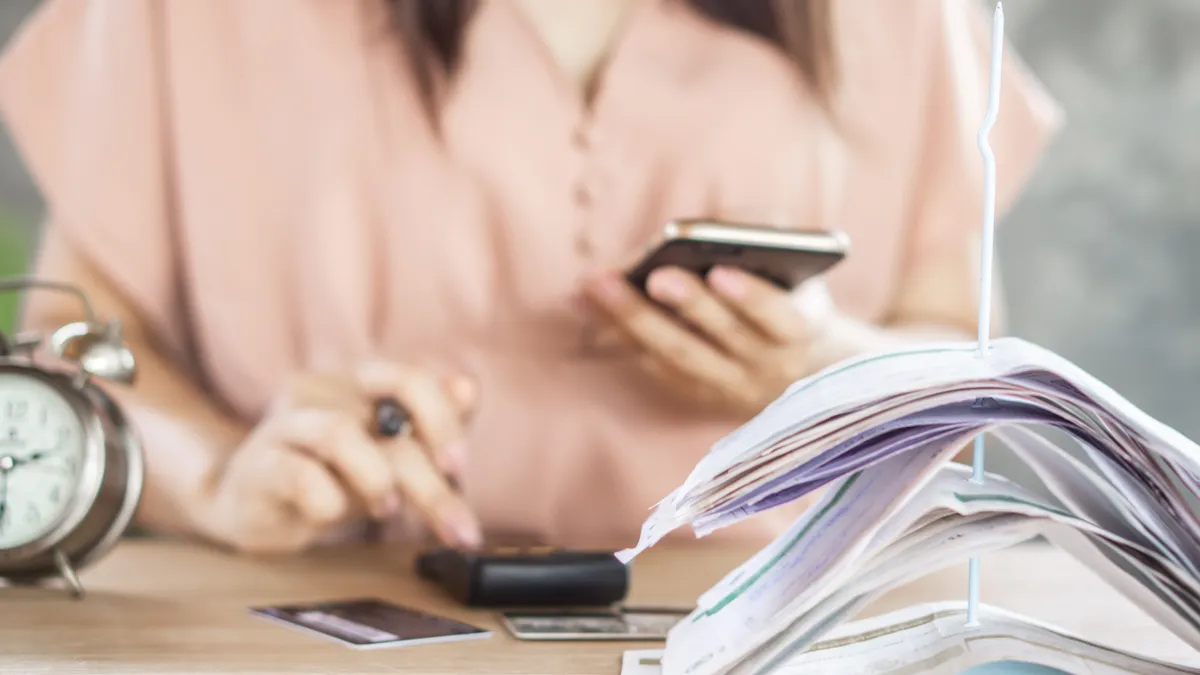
[25,504,39,525]
[4,400,27,420]
[49,485,60,504]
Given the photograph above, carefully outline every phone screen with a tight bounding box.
[626,237,845,293]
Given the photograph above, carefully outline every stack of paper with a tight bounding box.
[623,601,1198,675]
[616,337,1200,675]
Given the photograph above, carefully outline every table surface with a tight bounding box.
[0,539,1195,674]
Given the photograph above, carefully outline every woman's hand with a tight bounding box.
[584,266,834,417]
[192,361,483,555]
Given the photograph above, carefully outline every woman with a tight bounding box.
[0,0,1060,554]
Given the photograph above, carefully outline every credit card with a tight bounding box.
[251,597,491,650]
[502,607,690,641]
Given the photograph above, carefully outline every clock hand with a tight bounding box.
[10,451,47,467]
[0,471,8,532]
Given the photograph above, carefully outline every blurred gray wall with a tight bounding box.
[1000,0,1200,441]
[0,0,1197,442]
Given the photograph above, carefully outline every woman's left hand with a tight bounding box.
[584,265,833,417]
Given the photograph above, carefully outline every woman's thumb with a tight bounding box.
[444,374,478,418]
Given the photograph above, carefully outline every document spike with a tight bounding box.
[967,0,1005,628]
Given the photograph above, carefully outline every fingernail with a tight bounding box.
[378,494,402,517]
[589,272,628,303]
[647,269,689,302]
[708,266,746,299]
[445,441,469,475]
[450,513,483,548]
[446,375,477,411]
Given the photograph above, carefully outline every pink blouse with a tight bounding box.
[0,0,1061,548]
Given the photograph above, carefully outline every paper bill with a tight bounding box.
[625,603,1200,675]
[616,337,1200,675]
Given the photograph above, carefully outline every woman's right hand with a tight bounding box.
[192,361,483,555]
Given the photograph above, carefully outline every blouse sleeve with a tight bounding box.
[0,0,187,358]
[903,0,1065,267]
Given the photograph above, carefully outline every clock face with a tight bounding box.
[0,373,88,549]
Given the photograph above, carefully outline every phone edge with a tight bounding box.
[664,219,850,255]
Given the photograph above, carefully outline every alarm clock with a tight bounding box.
[0,277,143,599]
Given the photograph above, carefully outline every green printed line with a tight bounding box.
[692,473,862,620]
[951,492,1075,520]
[782,345,981,398]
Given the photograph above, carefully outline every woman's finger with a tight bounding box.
[263,444,352,527]
[271,409,400,519]
[385,434,483,548]
[355,361,470,477]
[645,266,767,360]
[706,266,809,344]
[637,353,761,413]
[584,271,750,392]
[580,322,639,356]
[634,354,721,408]
[443,373,479,419]
[283,373,360,414]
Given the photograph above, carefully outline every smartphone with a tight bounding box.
[500,607,691,642]
[626,219,849,292]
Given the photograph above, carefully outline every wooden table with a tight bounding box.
[0,539,1194,674]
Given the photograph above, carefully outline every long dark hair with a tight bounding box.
[385,0,836,114]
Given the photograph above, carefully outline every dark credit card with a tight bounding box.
[251,597,491,650]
